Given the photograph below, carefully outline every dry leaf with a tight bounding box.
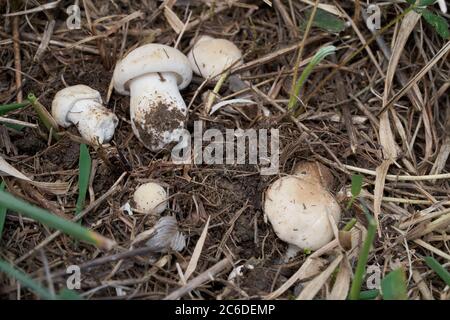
[264,257,326,300]
[383,11,421,106]
[0,156,69,195]
[297,254,343,300]
[328,256,351,300]
[373,159,392,228]
[184,216,210,281]
[374,11,422,228]
[209,99,257,115]
[164,6,184,34]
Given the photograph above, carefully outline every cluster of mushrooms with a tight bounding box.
[51,36,242,149]
[51,37,341,255]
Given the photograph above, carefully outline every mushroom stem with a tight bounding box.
[129,72,187,150]
[67,99,118,144]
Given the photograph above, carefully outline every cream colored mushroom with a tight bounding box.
[52,85,118,144]
[113,44,192,151]
[188,35,243,81]
[264,162,341,251]
[133,182,168,215]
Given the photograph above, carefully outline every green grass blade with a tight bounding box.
[424,256,450,286]
[75,144,91,216]
[0,181,6,240]
[0,259,55,300]
[347,174,363,209]
[27,93,60,140]
[0,189,114,250]
[348,199,377,300]
[57,288,83,300]
[350,174,364,197]
[304,8,345,33]
[288,45,336,111]
[342,218,357,232]
[359,289,380,300]
[0,100,30,116]
[381,268,407,300]
[4,123,26,131]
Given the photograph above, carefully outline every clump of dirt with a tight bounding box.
[238,265,287,297]
[13,128,46,155]
[134,98,185,150]
[41,139,80,171]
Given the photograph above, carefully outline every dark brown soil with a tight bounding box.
[134,97,186,151]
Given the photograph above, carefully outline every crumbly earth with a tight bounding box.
[134,99,185,151]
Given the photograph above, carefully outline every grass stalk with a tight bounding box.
[424,256,450,286]
[0,181,6,240]
[348,199,377,300]
[0,189,115,250]
[288,45,336,112]
[342,218,357,232]
[0,259,55,300]
[27,93,60,140]
[290,0,320,97]
[304,5,416,104]
[75,144,91,216]
[0,100,30,115]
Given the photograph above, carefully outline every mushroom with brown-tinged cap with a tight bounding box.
[264,161,341,252]
[113,44,192,151]
[188,35,243,81]
[52,85,118,144]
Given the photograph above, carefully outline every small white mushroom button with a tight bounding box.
[133,182,168,215]
[188,35,243,81]
[113,44,192,151]
[264,161,341,251]
[52,85,118,144]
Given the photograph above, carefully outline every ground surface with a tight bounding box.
[0,0,449,300]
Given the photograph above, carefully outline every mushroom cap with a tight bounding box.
[264,176,341,250]
[188,36,243,80]
[293,161,336,190]
[113,44,192,95]
[52,85,102,127]
[133,182,168,215]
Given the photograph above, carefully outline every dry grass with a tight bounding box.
[0,0,449,300]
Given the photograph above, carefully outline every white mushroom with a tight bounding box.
[264,162,341,251]
[52,85,118,144]
[113,44,192,151]
[133,182,168,215]
[188,35,243,81]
